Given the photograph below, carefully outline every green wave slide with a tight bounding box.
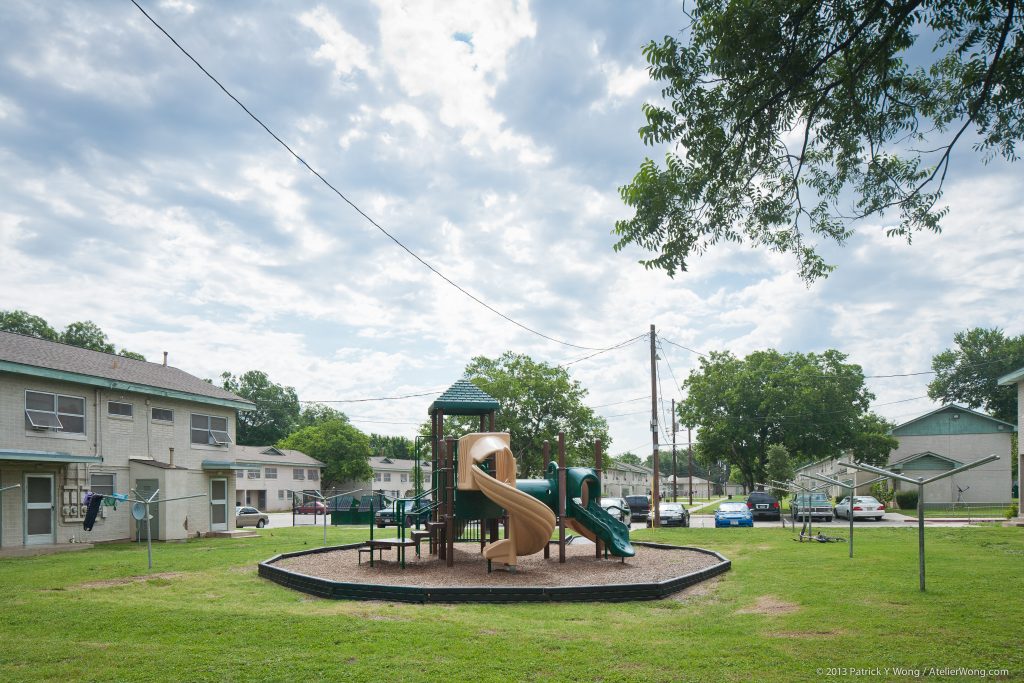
[568,497,636,557]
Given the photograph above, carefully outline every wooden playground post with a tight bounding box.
[558,432,566,564]
[488,411,496,431]
[542,440,551,559]
[437,438,447,561]
[594,438,603,559]
[445,437,455,567]
[479,414,486,431]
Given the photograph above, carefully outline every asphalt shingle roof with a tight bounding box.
[428,379,500,416]
[233,445,324,467]
[0,331,252,407]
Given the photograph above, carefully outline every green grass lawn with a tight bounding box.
[1,525,1021,682]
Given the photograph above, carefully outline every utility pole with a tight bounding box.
[649,324,660,527]
[687,425,693,507]
[671,398,677,502]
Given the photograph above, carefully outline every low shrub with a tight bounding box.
[1006,504,1019,520]
[895,490,919,511]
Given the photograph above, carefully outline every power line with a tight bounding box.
[300,389,446,404]
[130,0,617,352]
[590,395,648,409]
[659,337,706,357]
[558,333,647,368]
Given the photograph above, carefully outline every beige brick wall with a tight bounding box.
[0,373,237,546]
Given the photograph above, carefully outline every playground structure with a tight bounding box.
[361,380,635,572]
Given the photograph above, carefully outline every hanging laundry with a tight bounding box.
[83,493,104,531]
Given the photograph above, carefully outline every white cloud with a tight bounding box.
[299,6,377,82]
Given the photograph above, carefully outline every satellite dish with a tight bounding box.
[131,502,151,521]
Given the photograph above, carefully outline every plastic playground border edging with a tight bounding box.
[257,542,731,604]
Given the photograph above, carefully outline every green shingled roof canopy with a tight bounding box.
[429,379,500,416]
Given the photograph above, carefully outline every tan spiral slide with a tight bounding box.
[458,433,556,567]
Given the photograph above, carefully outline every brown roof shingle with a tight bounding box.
[0,331,252,407]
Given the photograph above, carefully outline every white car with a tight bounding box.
[599,497,630,524]
[834,496,885,521]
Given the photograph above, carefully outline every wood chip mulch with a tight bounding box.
[273,542,721,588]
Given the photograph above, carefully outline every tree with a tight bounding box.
[928,327,1024,424]
[615,1,1024,282]
[850,413,899,465]
[1,310,145,359]
[222,370,301,446]
[277,419,372,488]
[0,310,58,340]
[680,348,875,489]
[298,403,348,428]
[764,443,795,499]
[615,452,643,466]
[59,321,115,353]
[369,434,413,460]
[432,352,611,477]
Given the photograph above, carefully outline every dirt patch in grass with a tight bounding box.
[767,629,841,638]
[736,595,799,615]
[69,572,184,590]
[670,574,722,602]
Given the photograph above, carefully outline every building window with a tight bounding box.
[293,468,305,481]
[190,413,231,445]
[307,469,319,481]
[247,469,260,480]
[25,390,86,434]
[235,470,243,479]
[107,401,133,418]
[382,472,391,482]
[90,473,115,496]
[265,467,277,479]
[278,489,285,500]
[151,407,174,423]
[374,472,381,482]
[400,473,408,483]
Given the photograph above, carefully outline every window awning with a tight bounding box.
[0,449,102,464]
[201,460,250,471]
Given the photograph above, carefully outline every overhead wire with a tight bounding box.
[130,0,625,353]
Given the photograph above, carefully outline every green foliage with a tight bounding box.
[1,309,145,359]
[850,413,899,465]
[277,419,372,487]
[871,480,895,507]
[616,452,643,466]
[222,370,300,446]
[680,348,874,489]
[369,434,414,460]
[437,352,611,477]
[59,320,115,353]
[1005,503,1018,519]
[0,310,58,340]
[298,403,348,428]
[764,443,794,498]
[928,327,1024,424]
[615,1,1024,281]
[895,490,919,511]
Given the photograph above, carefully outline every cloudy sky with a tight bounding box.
[1,0,1021,456]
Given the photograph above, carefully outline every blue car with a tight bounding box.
[715,501,754,528]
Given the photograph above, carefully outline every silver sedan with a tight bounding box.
[235,506,269,528]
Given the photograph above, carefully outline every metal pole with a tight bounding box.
[146,502,153,570]
[687,426,693,507]
[649,324,660,527]
[918,480,925,592]
[543,440,551,559]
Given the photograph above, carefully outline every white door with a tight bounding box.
[25,474,55,545]
[210,478,228,531]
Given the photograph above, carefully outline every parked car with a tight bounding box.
[745,491,782,520]
[235,506,268,528]
[599,497,631,524]
[791,493,833,522]
[375,500,431,528]
[715,502,754,528]
[834,495,885,521]
[624,495,651,523]
[294,500,327,514]
[651,501,690,527]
